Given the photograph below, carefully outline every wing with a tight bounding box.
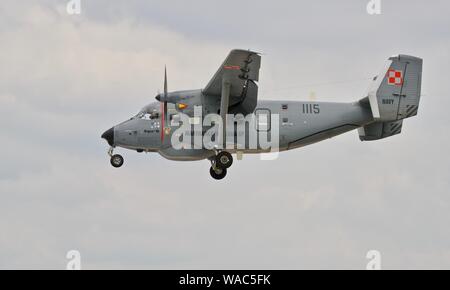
[203,49,261,98]
[203,50,261,147]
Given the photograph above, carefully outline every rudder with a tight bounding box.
[366,55,423,122]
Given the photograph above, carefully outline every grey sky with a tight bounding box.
[0,0,449,269]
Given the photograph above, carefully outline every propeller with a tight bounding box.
[164,66,168,123]
[160,66,168,142]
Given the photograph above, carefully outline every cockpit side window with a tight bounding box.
[136,111,160,120]
[150,112,159,119]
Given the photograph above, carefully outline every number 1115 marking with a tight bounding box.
[302,104,320,114]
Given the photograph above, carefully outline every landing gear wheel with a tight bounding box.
[215,151,233,169]
[110,154,124,168]
[210,166,227,180]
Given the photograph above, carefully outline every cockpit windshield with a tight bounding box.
[133,102,165,120]
[134,111,160,120]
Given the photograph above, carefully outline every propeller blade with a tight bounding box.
[163,66,168,124]
[160,66,169,143]
[164,66,168,97]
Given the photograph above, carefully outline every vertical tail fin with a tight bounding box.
[366,55,423,122]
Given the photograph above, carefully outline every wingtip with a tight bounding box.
[231,48,261,55]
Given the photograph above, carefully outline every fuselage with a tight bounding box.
[105,98,374,161]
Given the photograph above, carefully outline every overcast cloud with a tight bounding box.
[0,0,450,269]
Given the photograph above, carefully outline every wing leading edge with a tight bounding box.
[203,49,261,98]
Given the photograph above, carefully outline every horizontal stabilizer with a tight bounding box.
[358,120,403,141]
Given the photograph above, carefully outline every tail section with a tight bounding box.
[358,55,423,141]
[366,55,423,122]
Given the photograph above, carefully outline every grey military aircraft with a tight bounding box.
[101,49,422,180]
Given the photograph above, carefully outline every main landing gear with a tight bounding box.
[209,151,233,180]
[108,147,124,168]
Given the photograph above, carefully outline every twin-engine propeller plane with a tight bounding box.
[101,49,423,180]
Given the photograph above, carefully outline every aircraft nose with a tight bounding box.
[101,127,115,146]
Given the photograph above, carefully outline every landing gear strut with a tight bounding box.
[108,147,124,168]
[209,151,233,180]
[209,77,232,180]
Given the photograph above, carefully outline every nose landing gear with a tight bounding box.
[108,147,124,168]
[209,151,233,180]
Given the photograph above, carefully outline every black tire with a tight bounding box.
[215,151,233,169]
[210,166,227,180]
[110,154,124,168]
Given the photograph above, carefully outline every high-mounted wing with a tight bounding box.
[203,49,261,99]
[202,50,261,147]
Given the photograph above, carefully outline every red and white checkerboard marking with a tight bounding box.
[387,69,403,86]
